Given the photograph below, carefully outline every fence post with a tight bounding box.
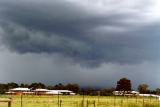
[126,95,128,106]
[8,98,12,107]
[82,91,84,107]
[0,98,12,107]
[60,100,62,107]
[114,95,116,107]
[81,100,84,107]
[93,100,96,107]
[58,92,59,107]
[121,99,123,107]
[86,100,88,107]
[158,97,159,107]
[97,91,100,107]
[21,94,23,107]
[77,101,78,107]
[150,95,151,103]
[136,95,137,103]
[142,95,144,107]
[8,101,11,107]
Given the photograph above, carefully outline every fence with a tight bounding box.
[0,98,12,107]
[0,95,160,107]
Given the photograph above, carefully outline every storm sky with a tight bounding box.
[0,0,160,89]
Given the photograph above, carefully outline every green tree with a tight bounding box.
[137,84,148,94]
[156,88,160,95]
[116,78,132,95]
[46,85,55,90]
[65,83,80,94]
[54,83,65,90]
[7,82,19,89]
[0,84,7,94]
[81,87,98,96]
[29,82,46,90]
[20,83,29,88]
[100,88,114,96]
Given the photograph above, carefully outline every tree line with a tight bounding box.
[0,78,160,95]
[116,78,160,95]
[0,82,114,95]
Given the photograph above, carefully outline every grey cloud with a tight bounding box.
[0,0,160,88]
[0,0,160,66]
[0,50,159,88]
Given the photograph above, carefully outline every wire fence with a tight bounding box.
[0,95,160,107]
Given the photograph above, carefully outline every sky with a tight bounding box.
[0,0,160,89]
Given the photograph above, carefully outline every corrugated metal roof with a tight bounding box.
[34,89,49,92]
[10,88,30,91]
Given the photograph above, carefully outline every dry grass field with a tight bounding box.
[0,95,160,107]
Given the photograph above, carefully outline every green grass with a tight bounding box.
[0,95,160,107]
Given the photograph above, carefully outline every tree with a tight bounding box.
[20,83,29,88]
[54,83,65,90]
[29,82,46,90]
[137,84,148,94]
[46,85,55,90]
[100,88,115,96]
[156,88,160,95]
[7,82,19,89]
[81,87,97,96]
[65,83,80,94]
[116,78,132,95]
[0,84,8,94]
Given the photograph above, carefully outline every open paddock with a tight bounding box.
[0,95,160,107]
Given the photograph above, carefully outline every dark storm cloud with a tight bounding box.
[0,0,160,88]
[0,0,160,66]
[0,50,160,88]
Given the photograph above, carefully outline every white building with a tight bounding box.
[113,91,139,96]
[6,87,31,95]
[113,91,124,95]
[33,89,50,95]
[10,87,30,92]
[46,90,62,95]
[46,90,75,95]
[131,91,139,95]
[6,88,76,95]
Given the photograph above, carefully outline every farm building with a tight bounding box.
[34,89,75,95]
[46,90,62,95]
[49,90,75,95]
[113,91,160,99]
[113,91,124,95]
[33,89,76,95]
[139,94,160,98]
[6,87,31,95]
[34,89,49,95]
[6,88,76,95]
[113,91,139,96]
[131,91,139,95]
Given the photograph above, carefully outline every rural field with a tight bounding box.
[0,95,160,107]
